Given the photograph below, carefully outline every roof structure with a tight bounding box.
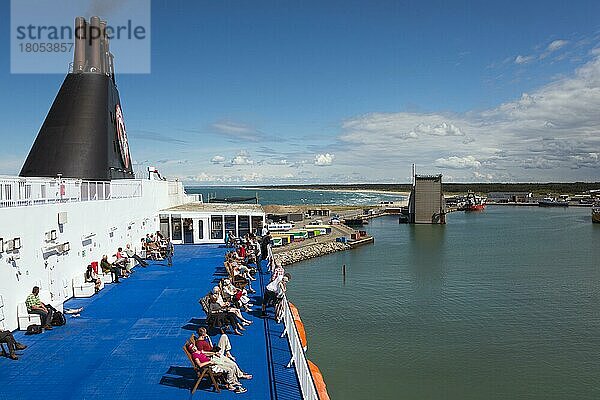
[164,203,265,213]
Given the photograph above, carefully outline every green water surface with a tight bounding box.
[286,206,600,400]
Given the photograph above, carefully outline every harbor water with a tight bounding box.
[286,207,600,400]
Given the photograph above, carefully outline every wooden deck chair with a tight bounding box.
[225,263,248,289]
[183,344,221,393]
[199,296,228,332]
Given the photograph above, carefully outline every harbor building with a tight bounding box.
[306,208,331,217]
[408,174,446,224]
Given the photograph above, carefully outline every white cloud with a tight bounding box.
[314,153,334,166]
[341,113,468,145]
[212,121,261,141]
[242,172,263,181]
[231,150,254,165]
[514,55,534,64]
[189,172,218,182]
[210,155,225,164]
[411,122,464,137]
[435,156,481,169]
[267,159,288,165]
[473,171,495,181]
[547,39,569,52]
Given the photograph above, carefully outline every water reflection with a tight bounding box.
[407,225,446,289]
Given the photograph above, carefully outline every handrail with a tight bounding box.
[0,176,143,209]
[280,295,319,400]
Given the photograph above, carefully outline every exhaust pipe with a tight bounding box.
[88,16,101,72]
[73,16,86,72]
[99,20,107,74]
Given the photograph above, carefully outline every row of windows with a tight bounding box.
[159,214,263,242]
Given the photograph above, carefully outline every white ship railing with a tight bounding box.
[0,176,143,208]
[280,296,319,400]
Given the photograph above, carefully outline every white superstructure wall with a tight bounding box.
[0,178,191,331]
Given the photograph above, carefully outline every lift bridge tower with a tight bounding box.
[407,165,446,224]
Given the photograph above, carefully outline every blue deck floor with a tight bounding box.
[0,245,302,400]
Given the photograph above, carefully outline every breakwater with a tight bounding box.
[274,241,351,266]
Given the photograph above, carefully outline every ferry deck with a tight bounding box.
[0,245,303,400]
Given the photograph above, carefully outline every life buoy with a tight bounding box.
[308,360,331,400]
[289,302,308,350]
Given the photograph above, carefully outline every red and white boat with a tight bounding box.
[465,192,486,211]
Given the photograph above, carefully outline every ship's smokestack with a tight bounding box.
[73,16,86,72]
[20,16,133,180]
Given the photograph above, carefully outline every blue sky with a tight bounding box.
[1,0,600,183]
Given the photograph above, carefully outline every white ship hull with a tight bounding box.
[0,177,192,331]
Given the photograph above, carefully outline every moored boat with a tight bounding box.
[538,197,569,207]
[592,203,600,223]
[464,192,486,211]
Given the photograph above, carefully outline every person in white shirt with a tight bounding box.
[261,273,290,317]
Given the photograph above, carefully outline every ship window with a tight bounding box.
[252,216,263,235]
[171,214,182,241]
[159,214,170,238]
[89,183,97,200]
[198,220,204,240]
[225,215,236,237]
[238,215,250,238]
[3,184,11,202]
[211,215,223,240]
[81,182,89,201]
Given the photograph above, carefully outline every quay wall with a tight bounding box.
[274,241,351,266]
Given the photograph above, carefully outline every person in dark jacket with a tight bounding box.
[260,231,271,261]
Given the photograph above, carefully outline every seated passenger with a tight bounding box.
[85,264,102,293]
[195,327,252,378]
[187,342,247,393]
[208,294,245,335]
[125,243,149,267]
[25,286,54,330]
[100,255,120,283]
[145,239,163,261]
[213,287,252,326]
[237,244,246,261]
[222,278,253,312]
[0,330,27,360]
[113,248,131,277]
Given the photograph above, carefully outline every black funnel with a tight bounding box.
[20,17,133,180]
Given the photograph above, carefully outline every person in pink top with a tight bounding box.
[187,343,247,393]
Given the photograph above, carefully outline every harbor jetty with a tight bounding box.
[265,204,376,265]
[274,241,351,266]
